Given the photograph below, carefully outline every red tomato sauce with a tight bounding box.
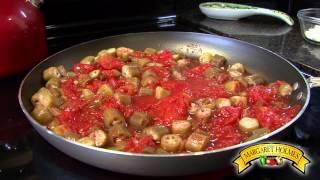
[57,49,301,152]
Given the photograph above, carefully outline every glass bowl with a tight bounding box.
[297,8,320,45]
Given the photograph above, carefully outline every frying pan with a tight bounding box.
[18,32,320,176]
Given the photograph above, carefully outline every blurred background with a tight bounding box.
[41,0,319,25]
[40,0,320,55]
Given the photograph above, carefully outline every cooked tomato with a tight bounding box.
[86,79,103,92]
[216,73,230,84]
[144,66,170,80]
[33,48,300,154]
[61,77,80,99]
[100,97,121,111]
[130,51,145,58]
[59,103,104,136]
[98,55,124,70]
[124,135,156,153]
[101,70,119,79]
[161,79,229,99]
[151,94,190,126]
[212,106,242,126]
[117,84,136,96]
[184,64,211,78]
[249,105,301,130]
[247,85,277,105]
[149,49,173,67]
[211,125,242,149]
[72,63,96,74]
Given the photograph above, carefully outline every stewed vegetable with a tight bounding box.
[129,112,151,130]
[103,108,125,127]
[160,134,183,153]
[171,120,192,136]
[143,125,170,141]
[30,47,300,154]
[185,131,210,152]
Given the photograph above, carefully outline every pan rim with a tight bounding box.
[18,31,311,158]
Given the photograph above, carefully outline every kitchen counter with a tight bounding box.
[179,10,320,76]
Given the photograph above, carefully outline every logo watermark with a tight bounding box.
[233,142,311,174]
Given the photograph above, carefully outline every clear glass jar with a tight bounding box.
[297,8,320,45]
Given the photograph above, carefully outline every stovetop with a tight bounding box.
[1,15,320,180]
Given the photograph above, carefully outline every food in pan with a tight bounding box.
[31,47,300,153]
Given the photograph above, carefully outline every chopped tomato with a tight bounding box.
[253,106,280,129]
[107,78,118,89]
[161,80,188,95]
[59,104,104,136]
[151,94,190,126]
[184,64,211,78]
[211,125,242,149]
[100,98,121,111]
[61,77,80,99]
[72,63,96,74]
[247,85,277,105]
[161,79,229,99]
[212,106,242,126]
[216,73,230,84]
[98,55,124,70]
[117,84,136,96]
[250,105,300,130]
[124,135,156,153]
[282,105,301,119]
[101,70,119,79]
[144,66,170,80]
[116,78,139,95]
[149,49,173,67]
[130,51,145,58]
[86,79,103,92]
[185,79,229,99]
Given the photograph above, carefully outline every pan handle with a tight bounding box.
[300,71,320,88]
[308,77,320,88]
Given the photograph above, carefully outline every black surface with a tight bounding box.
[45,15,178,55]
[40,0,317,25]
[40,0,295,25]
[41,0,176,25]
[180,10,320,76]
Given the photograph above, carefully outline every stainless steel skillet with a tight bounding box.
[18,32,320,176]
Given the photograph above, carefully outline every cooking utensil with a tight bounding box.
[19,32,319,176]
[199,2,294,26]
